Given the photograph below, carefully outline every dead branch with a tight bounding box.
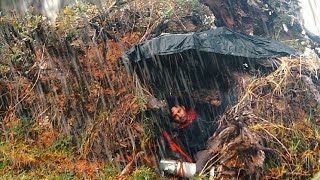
[120,151,145,176]
[139,19,161,43]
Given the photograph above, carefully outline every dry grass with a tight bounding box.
[1,1,320,178]
[206,55,320,179]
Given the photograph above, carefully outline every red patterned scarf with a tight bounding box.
[177,110,197,129]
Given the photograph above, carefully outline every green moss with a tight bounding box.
[129,166,160,180]
[103,164,119,178]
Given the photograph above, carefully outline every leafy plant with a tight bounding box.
[55,2,99,38]
[103,164,119,178]
[51,135,73,153]
[141,115,156,140]
[129,166,159,180]
[312,171,320,180]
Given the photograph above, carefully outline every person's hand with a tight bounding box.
[210,99,221,106]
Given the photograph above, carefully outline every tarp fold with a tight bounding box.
[123,27,296,62]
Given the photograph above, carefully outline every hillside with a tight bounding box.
[0,1,319,179]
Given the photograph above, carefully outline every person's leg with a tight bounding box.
[195,150,212,172]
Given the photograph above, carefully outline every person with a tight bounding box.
[159,103,217,177]
[170,105,217,159]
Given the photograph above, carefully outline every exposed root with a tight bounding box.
[203,56,320,179]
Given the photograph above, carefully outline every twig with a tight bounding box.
[170,4,188,32]
[8,66,41,112]
[284,172,311,177]
[267,172,311,179]
[139,18,160,43]
[1,121,9,142]
[199,153,220,176]
[120,151,145,176]
[139,1,156,42]
[7,45,45,112]
[261,128,291,159]
[106,1,116,12]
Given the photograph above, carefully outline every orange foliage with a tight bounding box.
[74,160,104,177]
[37,130,58,148]
[3,118,20,129]
[11,155,39,170]
[107,33,140,62]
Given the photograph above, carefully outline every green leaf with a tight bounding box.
[311,171,320,180]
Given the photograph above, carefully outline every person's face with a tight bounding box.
[171,105,188,124]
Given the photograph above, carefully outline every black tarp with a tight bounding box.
[122,27,297,63]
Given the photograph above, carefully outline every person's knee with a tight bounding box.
[195,150,211,172]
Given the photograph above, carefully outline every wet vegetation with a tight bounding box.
[0,0,320,179]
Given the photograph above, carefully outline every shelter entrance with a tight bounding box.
[134,50,258,118]
[131,49,272,168]
[123,27,295,117]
